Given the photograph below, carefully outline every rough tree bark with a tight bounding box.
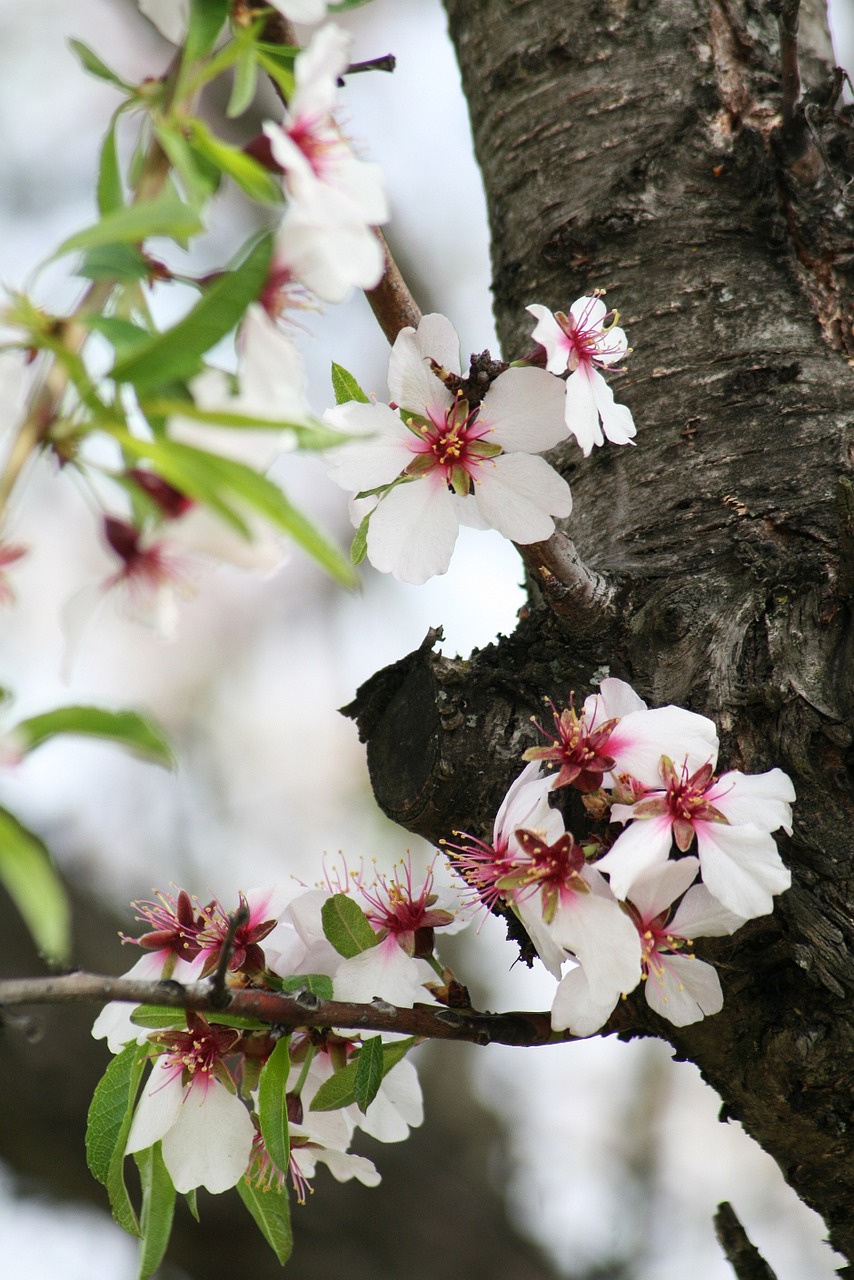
[346,0,854,1269]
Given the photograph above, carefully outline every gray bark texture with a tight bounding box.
[346,0,854,1269]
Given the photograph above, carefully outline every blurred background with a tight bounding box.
[0,1,851,1276]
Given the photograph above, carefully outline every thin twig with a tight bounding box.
[775,0,801,128]
[208,901,249,1006]
[714,1202,779,1280]
[517,530,617,634]
[0,970,575,1047]
[345,54,396,77]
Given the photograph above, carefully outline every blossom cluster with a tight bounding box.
[325,296,636,584]
[445,678,795,1035]
[92,863,465,1201]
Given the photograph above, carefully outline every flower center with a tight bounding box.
[404,394,500,494]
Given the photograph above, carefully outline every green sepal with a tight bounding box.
[350,510,371,566]
[331,361,370,405]
[0,806,70,964]
[134,1143,177,1280]
[310,1038,416,1112]
[184,1188,199,1222]
[12,706,174,768]
[320,893,377,959]
[353,1035,384,1114]
[238,1177,293,1265]
[257,1037,291,1175]
[86,1042,149,1237]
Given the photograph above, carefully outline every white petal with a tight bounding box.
[669,883,746,937]
[550,963,618,1036]
[472,453,572,543]
[92,951,179,1052]
[494,762,559,847]
[358,1059,423,1142]
[333,938,431,1007]
[161,1077,255,1194]
[480,367,568,452]
[607,705,719,789]
[526,304,572,374]
[710,768,795,835]
[546,887,642,1001]
[644,954,723,1026]
[583,677,647,724]
[624,856,700,921]
[272,0,328,21]
[696,822,791,918]
[595,814,675,899]
[138,0,189,43]
[563,365,603,455]
[311,1148,381,1188]
[366,477,459,583]
[324,403,412,492]
[590,370,636,446]
[569,295,608,329]
[126,1057,184,1155]
[387,314,459,415]
[277,201,384,301]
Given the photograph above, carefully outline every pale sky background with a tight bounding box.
[0,1,851,1277]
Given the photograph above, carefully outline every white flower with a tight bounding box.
[271,0,331,22]
[125,1014,255,1194]
[263,25,387,226]
[599,761,794,917]
[527,295,635,455]
[325,313,573,583]
[274,190,385,302]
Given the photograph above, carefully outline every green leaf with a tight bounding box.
[0,807,70,964]
[310,1038,415,1113]
[186,119,282,205]
[14,706,175,768]
[321,893,377,959]
[78,243,149,284]
[269,973,334,1000]
[328,0,377,10]
[86,316,154,362]
[142,397,345,451]
[134,1144,176,1280]
[86,1042,148,1236]
[130,1006,267,1032]
[331,362,370,405]
[238,1178,293,1265]
[98,113,125,216]
[350,510,370,566]
[228,44,259,117]
[254,47,296,102]
[69,38,134,91]
[55,191,203,257]
[184,1188,199,1222]
[257,1037,290,1175]
[155,122,219,210]
[353,1035,383,1114]
[182,0,230,69]
[110,234,273,392]
[111,431,357,586]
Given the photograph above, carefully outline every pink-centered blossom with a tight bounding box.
[125,1012,255,1194]
[598,758,795,917]
[527,295,636,456]
[263,25,387,228]
[325,313,572,583]
[525,678,718,794]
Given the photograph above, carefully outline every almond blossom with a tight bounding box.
[524,677,719,794]
[598,758,795,918]
[527,295,636,455]
[551,857,743,1033]
[325,313,572,583]
[125,1012,255,1194]
[263,25,388,229]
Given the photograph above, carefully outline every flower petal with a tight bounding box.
[563,365,603,455]
[695,821,791,918]
[480,367,568,452]
[161,1077,255,1194]
[644,953,723,1026]
[595,813,675,899]
[473,453,572,544]
[387,314,459,416]
[366,477,460,584]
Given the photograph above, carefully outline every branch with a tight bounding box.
[0,971,563,1046]
[517,530,617,633]
[714,1202,779,1280]
[365,228,423,343]
[772,0,801,128]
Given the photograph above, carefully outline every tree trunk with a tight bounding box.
[347,0,854,1268]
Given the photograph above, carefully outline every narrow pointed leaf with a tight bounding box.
[86,1042,148,1237]
[310,1038,415,1112]
[187,119,282,205]
[14,706,174,767]
[97,113,125,216]
[0,807,70,963]
[56,191,203,257]
[110,235,273,391]
[134,1143,176,1279]
[182,0,229,66]
[331,362,370,405]
[269,973,334,1000]
[228,45,259,117]
[69,38,134,90]
[257,1037,290,1175]
[353,1035,384,1114]
[238,1178,293,1264]
[321,893,377,958]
